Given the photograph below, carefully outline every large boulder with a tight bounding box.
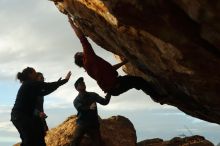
[45,115,136,146]
[51,0,220,124]
[13,116,214,146]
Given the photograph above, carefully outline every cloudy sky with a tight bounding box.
[0,0,220,146]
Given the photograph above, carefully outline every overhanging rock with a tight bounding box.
[52,0,220,124]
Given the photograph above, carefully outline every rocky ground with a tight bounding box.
[14,115,214,146]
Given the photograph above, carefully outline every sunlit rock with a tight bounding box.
[45,115,136,146]
[52,0,220,124]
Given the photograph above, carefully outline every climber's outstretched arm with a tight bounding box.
[68,14,95,55]
[68,14,85,39]
[113,59,128,70]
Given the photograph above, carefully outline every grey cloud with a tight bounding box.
[0,0,114,81]
[0,0,117,82]
[1,1,220,145]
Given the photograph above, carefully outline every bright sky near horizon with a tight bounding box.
[0,0,220,146]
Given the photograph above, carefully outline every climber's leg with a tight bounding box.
[109,75,149,96]
[70,125,86,146]
[87,127,102,146]
[140,79,168,104]
[109,75,167,103]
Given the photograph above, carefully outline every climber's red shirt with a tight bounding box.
[79,36,118,93]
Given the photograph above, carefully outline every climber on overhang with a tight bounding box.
[68,14,167,103]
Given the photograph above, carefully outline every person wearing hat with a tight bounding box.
[71,77,111,146]
[68,15,167,104]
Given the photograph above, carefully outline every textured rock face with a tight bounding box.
[138,135,214,146]
[53,0,220,124]
[14,116,214,146]
[45,115,136,146]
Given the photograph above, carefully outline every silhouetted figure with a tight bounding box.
[33,72,49,145]
[11,67,71,146]
[71,77,111,146]
[68,15,166,102]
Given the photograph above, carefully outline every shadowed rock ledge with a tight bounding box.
[51,0,220,124]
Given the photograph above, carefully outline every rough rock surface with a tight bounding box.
[45,115,136,146]
[52,0,220,124]
[138,135,214,146]
[14,115,214,146]
[14,115,136,146]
